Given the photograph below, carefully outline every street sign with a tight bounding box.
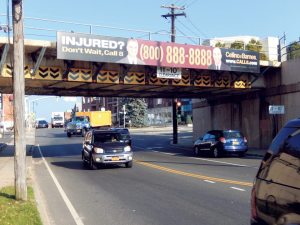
[157,67,182,79]
[269,105,285,114]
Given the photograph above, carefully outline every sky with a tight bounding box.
[0,0,299,121]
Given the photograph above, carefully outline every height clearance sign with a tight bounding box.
[57,31,260,73]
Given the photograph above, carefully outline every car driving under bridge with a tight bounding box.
[0,33,281,100]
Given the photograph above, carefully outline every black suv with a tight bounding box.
[82,130,133,169]
[251,118,300,225]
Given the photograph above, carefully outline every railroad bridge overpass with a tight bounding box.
[0,33,280,100]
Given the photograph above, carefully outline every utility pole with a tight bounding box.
[12,0,27,200]
[161,4,185,144]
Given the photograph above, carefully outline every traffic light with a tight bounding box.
[176,101,182,115]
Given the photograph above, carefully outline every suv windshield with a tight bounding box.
[94,133,121,143]
[74,117,86,122]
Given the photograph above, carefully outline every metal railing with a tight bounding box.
[0,14,202,44]
[280,41,300,61]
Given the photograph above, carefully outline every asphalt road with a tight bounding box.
[32,128,262,225]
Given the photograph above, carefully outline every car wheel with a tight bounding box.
[67,132,71,137]
[82,129,86,137]
[194,146,200,156]
[238,152,245,157]
[125,161,133,168]
[89,155,97,170]
[82,152,88,167]
[212,147,220,158]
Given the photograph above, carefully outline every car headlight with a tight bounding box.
[124,146,131,152]
[94,147,104,153]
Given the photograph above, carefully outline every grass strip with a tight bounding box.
[0,186,42,225]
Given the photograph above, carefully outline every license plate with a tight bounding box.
[77,129,81,132]
[111,156,119,161]
[232,141,239,145]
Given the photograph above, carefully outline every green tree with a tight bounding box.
[287,41,300,60]
[215,42,225,48]
[121,98,148,127]
[71,103,78,118]
[246,39,268,60]
[230,41,245,50]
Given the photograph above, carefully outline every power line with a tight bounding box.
[185,0,199,8]
[176,26,198,45]
[177,18,199,37]
[186,15,209,38]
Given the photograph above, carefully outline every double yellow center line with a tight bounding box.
[136,160,253,187]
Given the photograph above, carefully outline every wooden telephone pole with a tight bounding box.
[12,0,27,200]
[161,4,185,144]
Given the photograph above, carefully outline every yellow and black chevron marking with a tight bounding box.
[68,68,92,82]
[68,68,80,81]
[36,66,62,80]
[80,69,92,82]
[172,74,190,86]
[215,75,230,88]
[194,75,211,87]
[234,75,250,89]
[1,64,32,78]
[24,65,31,78]
[1,64,12,77]
[97,71,119,84]
[149,73,168,85]
[124,72,145,85]
[234,80,246,88]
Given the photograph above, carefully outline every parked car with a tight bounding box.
[251,118,300,225]
[110,127,132,146]
[82,130,133,169]
[35,120,49,129]
[193,130,248,157]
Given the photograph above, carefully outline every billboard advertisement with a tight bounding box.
[57,31,260,73]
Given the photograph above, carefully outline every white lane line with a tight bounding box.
[191,157,251,167]
[37,145,84,225]
[151,150,176,156]
[204,180,215,184]
[230,187,246,192]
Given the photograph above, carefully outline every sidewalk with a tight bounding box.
[0,128,35,188]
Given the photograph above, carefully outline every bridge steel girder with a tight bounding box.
[31,46,46,77]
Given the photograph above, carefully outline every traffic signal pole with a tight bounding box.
[172,99,178,144]
[161,4,185,144]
